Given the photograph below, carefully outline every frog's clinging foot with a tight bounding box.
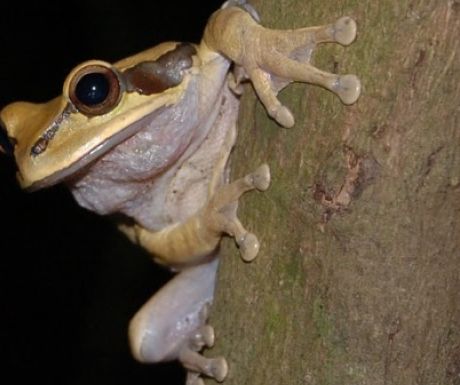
[332,16,357,46]
[332,74,361,105]
[245,163,270,191]
[180,347,228,383]
[190,325,215,350]
[206,164,270,261]
[182,301,227,384]
[236,231,260,262]
[186,372,205,385]
[204,8,361,127]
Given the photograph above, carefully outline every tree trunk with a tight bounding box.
[209,1,460,384]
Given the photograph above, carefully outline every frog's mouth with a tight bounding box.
[24,106,170,192]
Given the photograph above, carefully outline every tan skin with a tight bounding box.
[0,2,360,384]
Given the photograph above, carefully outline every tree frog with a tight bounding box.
[0,1,361,384]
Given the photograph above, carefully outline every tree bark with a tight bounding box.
[209,1,460,384]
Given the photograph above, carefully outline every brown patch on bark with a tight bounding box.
[383,317,402,385]
[314,146,380,228]
[446,345,460,383]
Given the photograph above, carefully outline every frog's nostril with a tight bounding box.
[0,119,15,156]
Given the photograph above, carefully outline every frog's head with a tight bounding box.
[0,42,197,191]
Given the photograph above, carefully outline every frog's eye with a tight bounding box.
[69,64,122,116]
[0,120,15,156]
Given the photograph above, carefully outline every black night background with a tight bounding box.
[0,1,223,384]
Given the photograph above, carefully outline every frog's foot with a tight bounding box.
[182,301,227,384]
[186,372,205,385]
[189,325,215,351]
[206,164,270,261]
[247,17,361,127]
[204,8,361,127]
[181,329,227,384]
[332,16,359,46]
[191,304,216,350]
[180,347,228,384]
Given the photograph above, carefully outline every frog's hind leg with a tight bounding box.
[129,259,228,383]
[180,312,228,384]
[181,304,227,384]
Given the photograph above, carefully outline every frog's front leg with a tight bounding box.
[133,164,270,266]
[203,4,361,128]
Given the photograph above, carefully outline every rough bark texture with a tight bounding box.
[209,1,460,384]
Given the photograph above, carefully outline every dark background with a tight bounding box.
[0,1,222,384]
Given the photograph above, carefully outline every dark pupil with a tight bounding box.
[75,73,110,106]
[0,122,14,156]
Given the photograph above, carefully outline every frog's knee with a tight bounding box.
[128,314,168,363]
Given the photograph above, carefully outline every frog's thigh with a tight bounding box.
[128,259,218,363]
